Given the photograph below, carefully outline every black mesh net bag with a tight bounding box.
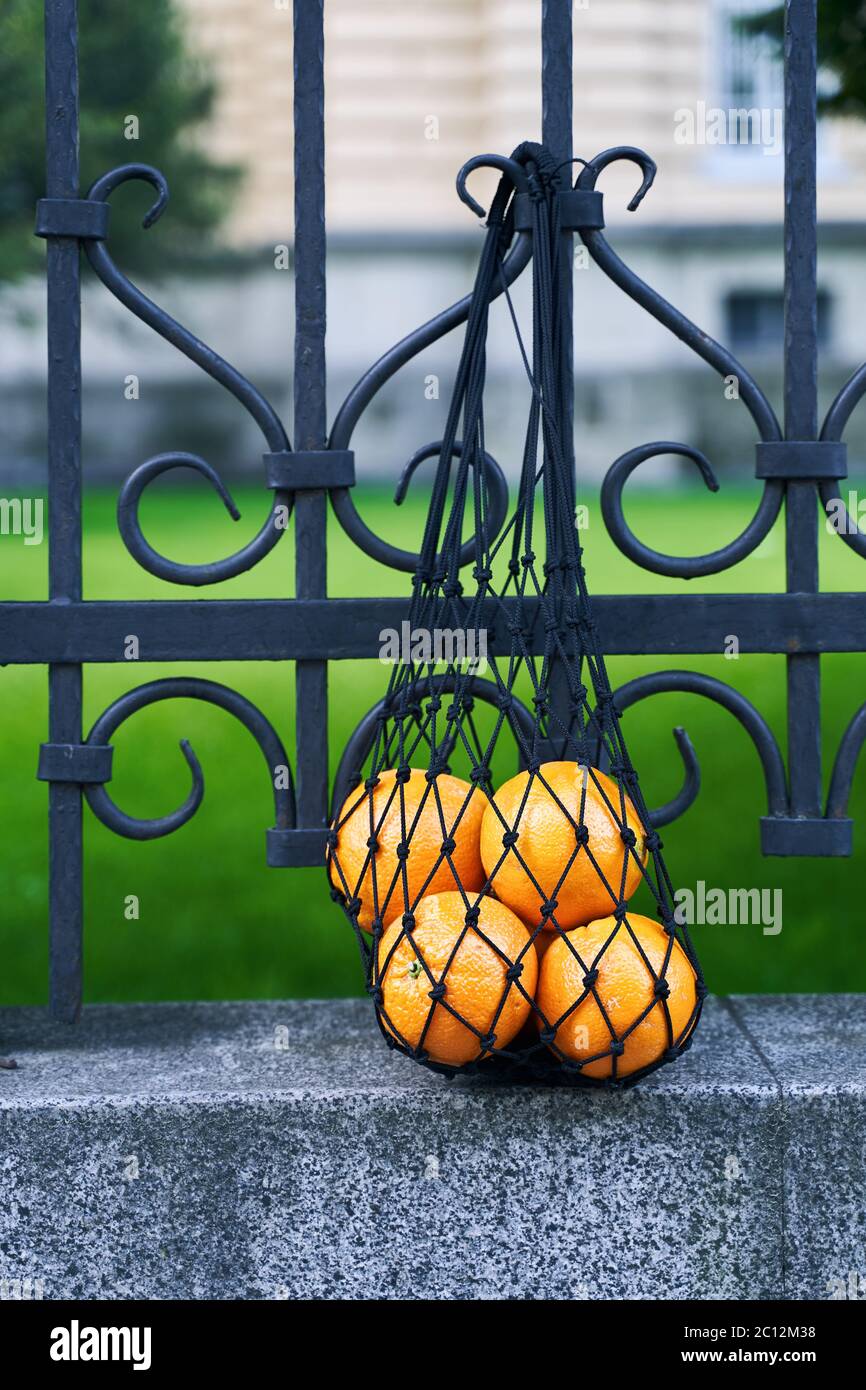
[327,144,706,1086]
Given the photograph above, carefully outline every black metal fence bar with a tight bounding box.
[44,0,83,1023]
[542,0,576,749]
[293,0,329,836]
[5,592,866,662]
[784,0,822,821]
[543,0,574,478]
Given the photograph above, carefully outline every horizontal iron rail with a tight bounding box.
[1,594,864,662]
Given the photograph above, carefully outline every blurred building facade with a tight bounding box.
[3,0,866,489]
[181,0,866,236]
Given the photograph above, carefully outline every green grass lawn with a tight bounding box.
[1,478,865,1004]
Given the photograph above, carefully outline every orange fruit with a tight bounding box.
[329,768,485,932]
[536,913,697,1078]
[531,929,557,963]
[377,891,538,1066]
[480,761,646,930]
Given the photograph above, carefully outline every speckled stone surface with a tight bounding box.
[730,995,866,1302]
[0,996,803,1299]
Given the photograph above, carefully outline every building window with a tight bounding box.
[725,289,832,353]
[714,0,784,155]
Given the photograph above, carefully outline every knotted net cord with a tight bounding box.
[327,144,706,1085]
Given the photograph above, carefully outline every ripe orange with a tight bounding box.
[480,761,646,930]
[329,768,485,932]
[531,929,556,963]
[536,913,697,1078]
[377,891,538,1066]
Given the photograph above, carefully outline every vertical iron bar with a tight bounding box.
[542,0,574,501]
[783,0,821,816]
[45,0,83,1021]
[293,0,329,829]
[542,0,575,754]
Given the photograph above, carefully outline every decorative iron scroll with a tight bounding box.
[86,164,293,586]
[71,135,864,853]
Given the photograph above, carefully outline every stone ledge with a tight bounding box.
[0,995,861,1300]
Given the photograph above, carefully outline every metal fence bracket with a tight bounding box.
[755,441,848,480]
[34,197,109,240]
[760,815,853,857]
[37,743,113,785]
[513,188,604,231]
[266,827,330,868]
[264,450,355,491]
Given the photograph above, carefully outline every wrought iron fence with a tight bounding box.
[2,0,864,1022]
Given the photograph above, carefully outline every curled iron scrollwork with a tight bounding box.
[818,365,866,557]
[83,148,864,847]
[83,678,295,841]
[329,674,537,822]
[85,164,292,586]
[576,147,785,577]
[827,700,866,820]
[590,670,788,828]
[327,153,533,572]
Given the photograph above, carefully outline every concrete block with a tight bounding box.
[0,996,793,1299]
[730,994,866,1302]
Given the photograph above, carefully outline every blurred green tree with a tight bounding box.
[742,2,866,117]
[0,0,240,281]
